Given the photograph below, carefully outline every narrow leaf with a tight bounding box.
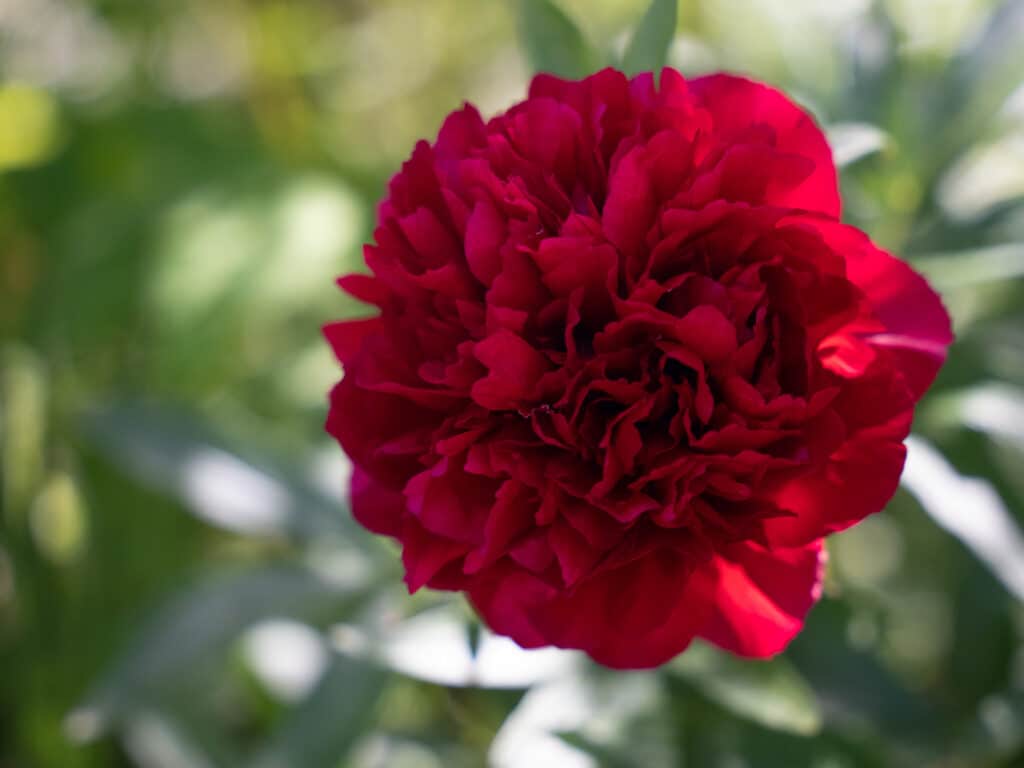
[70,565,368,739]
[827,122,889,168]
[670,642,822,736]
[935,0,1024,169]
[249,653,388,768]
[84,403,353,542]
[120,710,227,768]
[786,598,942,745]
[622,0,678,76]
[910,243,1024,289]
[902,435,1024,603]
[519,0,597,78]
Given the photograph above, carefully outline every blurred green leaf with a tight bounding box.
[518,0,598,78]
[83,403,352,542]
[3,2,1024,766]
[69,565,368,741]
[954,689,1024,765]
[828,122,889,168]
[787,598,945,751]
[554,732,634,768]
[911,243,1024,289]
[670,641,821,736]
[902,435,1024,603]
[936,0,1024,168]
[924,383,1024,450]
[947,561,1016,717]
[621,0,677,77]
[249,653,388,768]
[120,710,229,768]
[1,345,47,516]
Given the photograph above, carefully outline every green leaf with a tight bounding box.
[953,689,1024,763]
[554,732,635,768]
[924,384,1024,448]
[83,402,353,542]
[786,597,946,748]
[0,344,48,516]
[934,1,1024,170]
[69,565,369,741]
[670,642,822,736]
[901,435,1024,603]
[621,0,678,76]
[827,122,889,168]
[249,653,388,768]
[948,560,1017,718]
[119,709,230,768]
[518,0,597,78]
[910,243,1024,290]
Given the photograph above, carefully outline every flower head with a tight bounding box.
[325,69,952,668]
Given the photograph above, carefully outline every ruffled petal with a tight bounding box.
[471,543,712,669]
[800,218,953,399]
[351,466,405,537]
[695,540,825,657]
[689,74,840,217]
[763,435,907,547]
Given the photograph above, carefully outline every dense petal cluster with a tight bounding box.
[325,68,952,668]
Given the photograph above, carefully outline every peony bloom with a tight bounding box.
[325,68,952,668]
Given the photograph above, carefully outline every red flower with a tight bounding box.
[325,69,952,668]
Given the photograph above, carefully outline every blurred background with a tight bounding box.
[1,0,1024,766]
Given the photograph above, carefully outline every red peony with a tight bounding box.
[325,68,952,668]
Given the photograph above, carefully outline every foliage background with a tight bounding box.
[2,0,1024,766]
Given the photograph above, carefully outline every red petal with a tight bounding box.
[690,74,840,216]
[326,378,437,488]
[695,540,825,657]
[603,146,655,260]
[465,200,505,286]
[470,544,712,669]
[464,481,535,574]
[533,236,617,323]
[434,103,486,169]
[764,435,907,547]
[471,330,551,410]
[350,466,405,537]
[337,273,389,306]
[808,220,952,399]
[404,458,496,543]
[401,517,470,593]
[672,305,738,362]
[323,318,379,365]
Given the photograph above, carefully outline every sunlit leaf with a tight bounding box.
[518,0,597,78]
[491,672,665,768]
[1,345,47,514]
[828,122,889,167]
[902,435,1024,603]
[937,0,1024,166]
[83,403,352,542]
[936,136,1024,221]
[553,732,636,768]
[911,244,1024,289]
[0,83,62,171]
[925,383,1024,451]
[621,0,677,77]
[249,652,388,768]
[242,620,330,703]
[68,565,369,741]
[340,602,577,689]
[120,710,228,768]
[670,642,822,736]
